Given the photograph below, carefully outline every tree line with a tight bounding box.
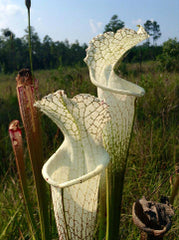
[0,27,88,73]
[0,15,178,73]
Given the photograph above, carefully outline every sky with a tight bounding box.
[0,0,178,45]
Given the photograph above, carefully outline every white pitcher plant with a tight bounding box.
[34,91,110,239]
[84,25,149,239]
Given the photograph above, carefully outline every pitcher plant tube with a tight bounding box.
[9,120,37,239]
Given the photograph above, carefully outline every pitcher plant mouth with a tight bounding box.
[84,25,149,97]
[42,160,107,188]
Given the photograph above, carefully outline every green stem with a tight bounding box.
[106,166,125,240]
[105,168,110,240]
[98,172,107,240]
[27,8,33,78]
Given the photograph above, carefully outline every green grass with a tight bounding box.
[0,63,178,239]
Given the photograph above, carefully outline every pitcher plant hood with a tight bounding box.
[84,25,149,97]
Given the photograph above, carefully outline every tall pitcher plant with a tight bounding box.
[10,70,50,240]
[85,25,149,239]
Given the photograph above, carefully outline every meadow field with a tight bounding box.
[0,62,178,239]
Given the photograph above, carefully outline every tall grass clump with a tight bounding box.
[119,66,179,239]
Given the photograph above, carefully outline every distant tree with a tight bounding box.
[144,20,161,45]
[104,14,125,33]
[152,21,161,45]
[0,29,17,72]
[70,40,86,66]
[157,38,179,71]
[1,28,15,40]
[144,20,152,35]
[42,35,53,69]
[144,20,152,45]
[43,35,52,45]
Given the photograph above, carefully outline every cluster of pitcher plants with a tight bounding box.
[8,1,178,240]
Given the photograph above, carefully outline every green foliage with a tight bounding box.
[0,64,178,239]
[0,95,20,175]
[122,45,163,65]
[157,38,179,71]
[103,14,125,33]
[144,20,161,45]
[119,66,179,239]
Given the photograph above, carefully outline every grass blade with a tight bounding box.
[0,204,21,239]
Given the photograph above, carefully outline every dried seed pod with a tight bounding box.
[132,196,174,239]
[25,0,31,10]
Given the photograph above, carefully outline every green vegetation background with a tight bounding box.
[0,60,178,239]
